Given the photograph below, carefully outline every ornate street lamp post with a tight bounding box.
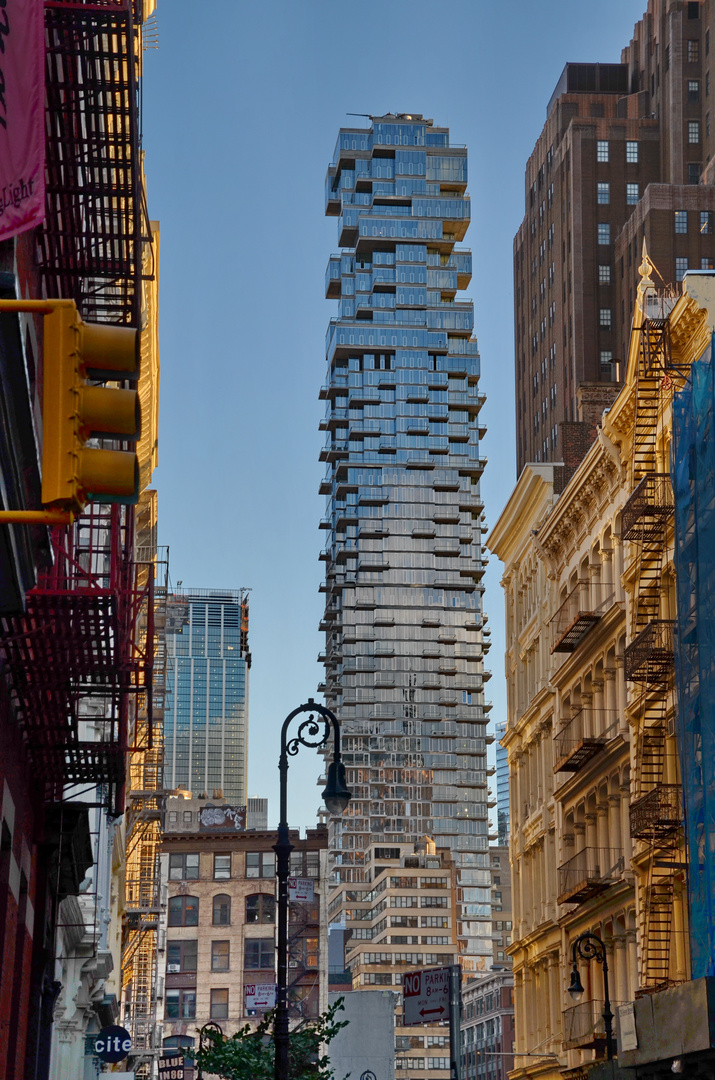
[274,700,351,1080]
[196,1020,223,1080]
[568,931,615,1061]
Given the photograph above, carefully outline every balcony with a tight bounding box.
[557,847,624,905]
[551,581,616,654]
[553,708,618,773]
[630,783,683,840]
[624,620,675,683]
[621,473,674,541]
[562,999,624,1051]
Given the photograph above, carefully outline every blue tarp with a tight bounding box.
[672,333,715,978]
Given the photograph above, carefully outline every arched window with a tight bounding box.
[168,895,199,927]
[213,893,231,925]
[246,893,275,924]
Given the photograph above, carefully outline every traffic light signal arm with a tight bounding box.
[0,298,140,518]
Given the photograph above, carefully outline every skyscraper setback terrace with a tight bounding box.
[320,115,493,970]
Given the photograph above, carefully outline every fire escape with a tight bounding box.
[0,0,159,1072]
[122,495,168,1075]
[287,853,322,1022]
[621,312,683,994]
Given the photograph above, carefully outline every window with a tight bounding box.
[676,257,689,281]
[214,854,231,880]
[183,810,193,823]
[688,0,701,17]
[601,351,614,374]
[675,210,689,234]
[689,120,701,143]
[211,940,230,972]
[213,893,231,925]
[701,258,715,269]
[168,895,199,927]
[689,163,701,184]
[598,223,610,245]
[626,183,639,205]
[598,264,611,284]
[165,989,196,1020]
[462,691,472,704]
[708,113,711,138]
[244,938,275,970]
[708,71,711,96]
[701,211,714,234]
[168,853,199,881]
[168,811,178,824]
[597,140,609,162]
[210,988,229,1020]
[246,893,276,924]
[597,182,610,205]
[626,141,638,163]
[688,39,700,63]
[246,851,276,878]
[167,938,197,973]
[688,79,701,102]
[600,308,613,328]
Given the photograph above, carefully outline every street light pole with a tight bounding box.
[196,1020,223,1080]
[274,699,351,1080]
[568,931,615,1061]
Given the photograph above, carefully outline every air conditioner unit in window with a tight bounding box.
[167,964,180,973]
[289,961,299,969]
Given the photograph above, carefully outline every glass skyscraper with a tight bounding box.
[320,114,492,970]
[164,588,250,803]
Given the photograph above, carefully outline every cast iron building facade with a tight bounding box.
[320,114,492,971]
[164,589,250,803]
[514,1,715,475]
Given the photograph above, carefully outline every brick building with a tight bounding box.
[461,971,515,1080]
[514,0,715,474]
[160,795,328,1068]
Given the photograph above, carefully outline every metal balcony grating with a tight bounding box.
[557,847,624,905]
[551,580,615,654]
[621,474,674,541]
[41,0,150,326]
[553,707,618,773]
[624,620,675,683]
[630,784,683,839]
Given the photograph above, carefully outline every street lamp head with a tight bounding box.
[322,759,351,815]
[568,964,585,1000]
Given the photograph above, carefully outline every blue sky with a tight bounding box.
[143,0,647,829]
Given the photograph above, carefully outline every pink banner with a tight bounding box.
[0,0,45,242]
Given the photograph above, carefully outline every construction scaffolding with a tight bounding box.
[621,286,685,994]
[672,332,715,980]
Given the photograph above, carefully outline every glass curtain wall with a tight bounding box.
[321,115,491,970]
[164,588,250,803]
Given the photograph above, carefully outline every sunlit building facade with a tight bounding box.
[164,589,250,803]
[320,114,492,970]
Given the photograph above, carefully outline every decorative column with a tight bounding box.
[608,792,622,855]
[604,667,617,733]
[613,934,628,1004]
[596,801,610,857]
[592,680,604,739]
[581,691,594,739]
[626,929,638,996]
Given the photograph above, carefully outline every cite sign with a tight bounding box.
[94,1024,132,1062]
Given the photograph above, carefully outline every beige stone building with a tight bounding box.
[329,838,462,1080]
[488,267,715,1078]
[160,794,328,1063]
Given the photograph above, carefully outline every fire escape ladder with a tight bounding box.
[624,313,683,996]
[639,834,681,993]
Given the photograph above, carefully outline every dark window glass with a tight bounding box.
[211,940,230,971]
[167,938,197,972]
[246,852,276,878]
[244,938,275,969]
[213,893,231,925]
[168,895,199,927]
[246,893,276,924]
[211,989,229,1019]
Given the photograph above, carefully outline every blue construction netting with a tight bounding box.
[672,332,715,979]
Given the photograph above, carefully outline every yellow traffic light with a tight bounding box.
[41,300,141,510]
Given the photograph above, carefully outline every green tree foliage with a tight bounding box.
[195,998,349,1080]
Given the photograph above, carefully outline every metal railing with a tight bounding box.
[554,708,619,773]
[562,999,625,1050]
[551,580,616,653]
[557,847,624,905]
